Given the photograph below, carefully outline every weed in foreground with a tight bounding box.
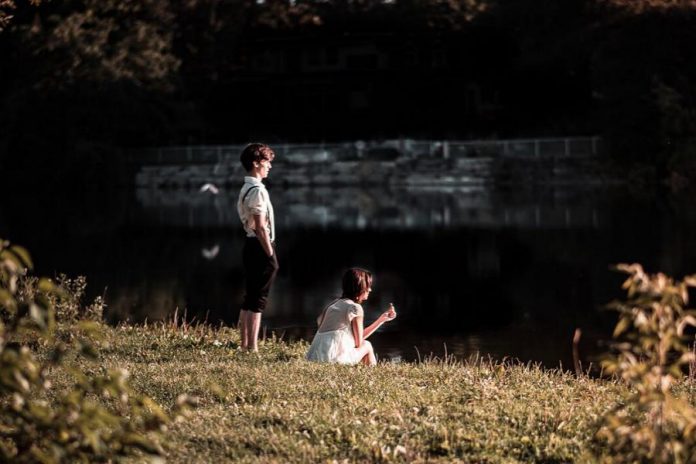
[598,263,696,463]
[0,239,191,462]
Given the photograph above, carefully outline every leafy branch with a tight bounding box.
[0,238,190,462]
[598,263,696,463]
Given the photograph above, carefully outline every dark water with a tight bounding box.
[2,183,695,368]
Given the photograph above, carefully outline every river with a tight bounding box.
[2,181,694,369]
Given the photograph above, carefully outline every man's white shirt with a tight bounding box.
[237,176,275,242]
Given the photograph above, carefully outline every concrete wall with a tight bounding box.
[132,137,602,189]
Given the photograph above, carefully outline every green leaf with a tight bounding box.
[0,249,21,271]
[121,433,163,455]
[613,317,631,338]
[668,365,683,379]
[78,340,100,360]
[29,304,48,330]
[28,446,57,464]
[46,306,56,333]
[38,278,67,297]
[677,315,696,335]
[84,429,103,453]
[141,397,169,423]
[0,288,17,313]
[9,245,33,270]
[77,320,104,338]
[27,401,53,425]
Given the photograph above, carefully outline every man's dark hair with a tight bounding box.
[341,268,372,301]
[240,143,275,172]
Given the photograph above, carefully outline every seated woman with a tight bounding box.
[306,268,397,366]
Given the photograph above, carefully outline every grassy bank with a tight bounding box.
[39,322,652,463]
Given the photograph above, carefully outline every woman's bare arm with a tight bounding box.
[363,317,385,339]
[352,316,365,348]
[363,304,397,339]
[353,305,397,344]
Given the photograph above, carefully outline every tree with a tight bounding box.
[0,0,183,176]
[0,0,38,32]
[589,0,696,165]
[600,0,696,14]
[4,0,179,91]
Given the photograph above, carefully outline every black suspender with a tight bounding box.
[241,184,274,241]
[242,185,259,203]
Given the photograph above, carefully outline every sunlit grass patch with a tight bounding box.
[8,260,696,462]
[36,321,658,463]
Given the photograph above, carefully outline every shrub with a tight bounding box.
[598,263,696,463]
[0,238,185,462]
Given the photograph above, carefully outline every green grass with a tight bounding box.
[40,323,679,463]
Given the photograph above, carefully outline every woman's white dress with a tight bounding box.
[306,298,365,364]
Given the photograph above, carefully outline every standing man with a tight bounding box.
[237,143,278,352]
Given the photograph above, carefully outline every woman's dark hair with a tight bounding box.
[341,268,372,301]
[240,143,275,172]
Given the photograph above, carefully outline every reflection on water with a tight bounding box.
[135,185,604,230]
[2,184,696,368]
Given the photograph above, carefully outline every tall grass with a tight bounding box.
[8,266,696,462]
[42,321,638,463]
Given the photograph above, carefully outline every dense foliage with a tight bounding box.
[0,239,188,462]
[599,264,696,462]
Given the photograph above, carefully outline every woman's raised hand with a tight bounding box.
[381,303,397,322]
